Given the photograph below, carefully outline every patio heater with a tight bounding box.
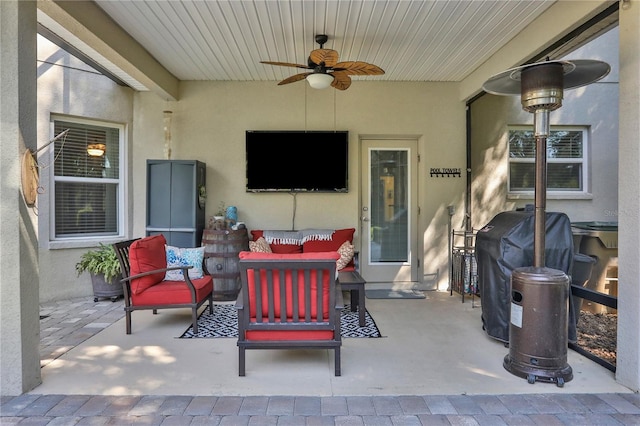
[483,59,610,386]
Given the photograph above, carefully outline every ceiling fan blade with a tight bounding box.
[309,49,339,67]
[333,61,385,76]
[278,72,312,85]
[261,61,311,70]
[331,71,352,90]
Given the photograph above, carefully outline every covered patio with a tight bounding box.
[3,0,640,400]
[35,291,627,397]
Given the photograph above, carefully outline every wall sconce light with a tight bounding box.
[306,73,334,89]
[87,143,106,157]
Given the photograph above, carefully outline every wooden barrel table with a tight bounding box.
[202,229,249,301]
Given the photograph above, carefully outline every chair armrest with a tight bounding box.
[335,283,344,309]
[235,287,244,310]
[121,265,193,283]
[202,259,211,276]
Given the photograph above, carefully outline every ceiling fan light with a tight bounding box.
[306,73,334,89]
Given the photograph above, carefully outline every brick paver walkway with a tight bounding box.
[39,297,125,367]
[3,392,640,425]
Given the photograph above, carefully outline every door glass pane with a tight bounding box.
[370,149,408,262]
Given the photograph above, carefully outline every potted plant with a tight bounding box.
[75,243,124,302]
[215,201,226,220]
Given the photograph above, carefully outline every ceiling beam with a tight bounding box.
[37,22,128,87]
[37,0,179,100]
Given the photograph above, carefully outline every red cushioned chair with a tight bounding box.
[113,235,213,334]
[236,251,343,376]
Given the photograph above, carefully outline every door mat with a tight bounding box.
[179,303,382,338]
[365,289,426,299]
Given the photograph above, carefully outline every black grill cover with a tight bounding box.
[475,211,575,343]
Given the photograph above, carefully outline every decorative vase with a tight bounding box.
[226,206,238,224]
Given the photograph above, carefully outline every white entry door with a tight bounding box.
[359,138,418,283]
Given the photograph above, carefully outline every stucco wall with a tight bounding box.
[132,80,467,291]
[470,27,619,229]
[36,26,619,302]
[36,50,468,302]
[36,36,134,302]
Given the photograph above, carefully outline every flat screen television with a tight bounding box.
[246,130,348,192]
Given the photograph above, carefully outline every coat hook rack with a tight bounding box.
[430,167,461,178]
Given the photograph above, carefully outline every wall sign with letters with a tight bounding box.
[430,167,461,178]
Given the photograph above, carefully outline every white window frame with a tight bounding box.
[507,125,590,200]
[49,115,127,247]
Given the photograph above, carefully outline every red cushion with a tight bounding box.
[239,251,340,319]
[302,228,355,252]
[240,251,340,261]
[246,329,334,340]
[131,276,213,305]
[250,230,264,241]
[302,228,356,268]
[270,244,303,254]
[129,234,167,295]
[250,230,302,254]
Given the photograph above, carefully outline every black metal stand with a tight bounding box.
[450,229,479,307]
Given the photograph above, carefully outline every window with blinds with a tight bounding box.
[508,127,587,194]
[53,119,123,238]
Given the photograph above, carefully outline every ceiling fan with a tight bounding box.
[261,34,385,90]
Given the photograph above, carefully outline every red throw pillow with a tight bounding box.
[129,234,167,295]
[302,228,355,252]
[250,229,302,253]
[249,230,263,241]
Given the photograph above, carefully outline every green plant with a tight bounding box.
[216,200,226,216]
[75,243,121,283]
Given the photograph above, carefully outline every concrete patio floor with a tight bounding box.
[2,290,639,424]
[33,289,629,396]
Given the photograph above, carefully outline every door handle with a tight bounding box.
[361,217,369,222]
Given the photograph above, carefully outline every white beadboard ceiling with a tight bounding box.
[93,0,558,83]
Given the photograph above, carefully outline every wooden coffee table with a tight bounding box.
[338,270,367,327]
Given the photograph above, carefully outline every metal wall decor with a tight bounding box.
[20,129,70,207]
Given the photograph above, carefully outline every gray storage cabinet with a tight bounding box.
[146,160,206,247]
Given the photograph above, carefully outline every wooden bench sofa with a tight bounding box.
[236,251,343,376]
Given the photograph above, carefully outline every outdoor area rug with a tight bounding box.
[365,289,426,299]
[179,303,382,338]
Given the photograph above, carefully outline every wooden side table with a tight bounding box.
[338,270,367,327]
